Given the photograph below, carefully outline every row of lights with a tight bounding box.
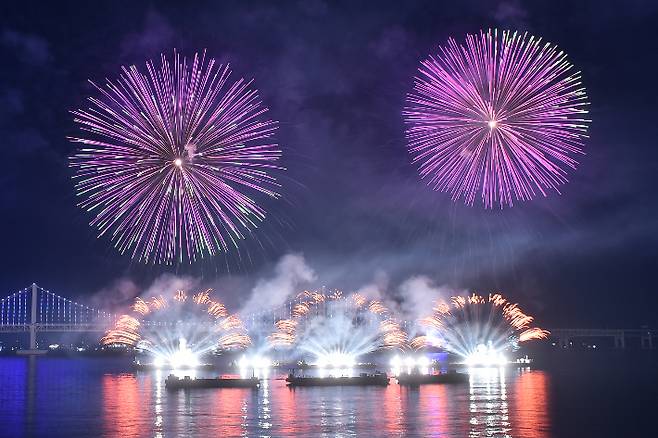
[390,355,431,369]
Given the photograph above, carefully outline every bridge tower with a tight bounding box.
[17,283,47,355]
[613,331,626,349]
[641,331,654,349]
[29,283,38,349]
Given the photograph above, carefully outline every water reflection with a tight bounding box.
[102,373,149,437]
[153,370,164,438]
[468,367,511,437]
[513,368,550,438]
[418,381,451,436]
[0,359,551,437]
[466,367,550,438]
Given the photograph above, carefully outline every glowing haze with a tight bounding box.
[268,290,407,364]
[411,292,549,363]
[69,51,282,264]
[101,288,251,364]
[404,29,590,208]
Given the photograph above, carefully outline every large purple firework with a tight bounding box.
[404,29,590,208]
[69,51,282,264]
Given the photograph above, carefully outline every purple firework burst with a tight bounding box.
[69,51,282,264]
[404,29,590,208]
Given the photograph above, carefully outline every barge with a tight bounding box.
[165,375,260,390]
[286,372,389,387]
[396,371,469,386]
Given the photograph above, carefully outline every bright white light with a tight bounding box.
[239,355,271,376]
[417,356,430,368]
[238,355,249,370]
[404,357,416,368]
[390,355,401,368]
[464,343,507,367]
[174,158,183,167]
[317,351,356,369]
[253,357,272,369]
[153,356,165,368]
[168,338,200,369]
[316,356,329,368]
[488,120,498,129]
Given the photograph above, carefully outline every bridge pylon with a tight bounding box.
[17,283,47,355]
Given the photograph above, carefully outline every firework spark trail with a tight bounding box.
[101,315,141,345]
[207,301,228,318]
[193,289,211,305]
[133,298,150,315]
[404,29,590,208]
[70,51,282,264]
[268,290,407,356]
[411,292,549,357]
[101,289,250,355]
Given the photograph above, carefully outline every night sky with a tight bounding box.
[1,1,657,327]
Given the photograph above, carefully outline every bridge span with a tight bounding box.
[547,328,654,349]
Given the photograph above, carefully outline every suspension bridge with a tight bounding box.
[0,284,117,352]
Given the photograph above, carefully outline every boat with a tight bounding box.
[165,374,260,390]
[396,371,469,386]
[285,372,389,387]
[514,355,533,365]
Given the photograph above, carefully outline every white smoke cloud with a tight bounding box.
[240,253,316,316]
[86,278,139,311]
[397,275,447,321]
[355,269,389,301]
[396,276,470,326]
[88,274,201,314]
[140,273,198,298]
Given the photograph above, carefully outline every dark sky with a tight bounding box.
[0,0,656,327]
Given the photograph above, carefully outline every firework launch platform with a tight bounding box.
[165,375,260,390]
[396,371,469,386]
[285,372,389,387]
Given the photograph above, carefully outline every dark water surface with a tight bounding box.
[0,353,655,437]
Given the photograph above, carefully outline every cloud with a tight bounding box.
[492,0,530,29]
[370,26,411,60]
[120,9,175,60]
[1,29,52,66]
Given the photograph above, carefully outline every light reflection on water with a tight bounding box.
[468,367,510,437]
[0,358,551,437]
